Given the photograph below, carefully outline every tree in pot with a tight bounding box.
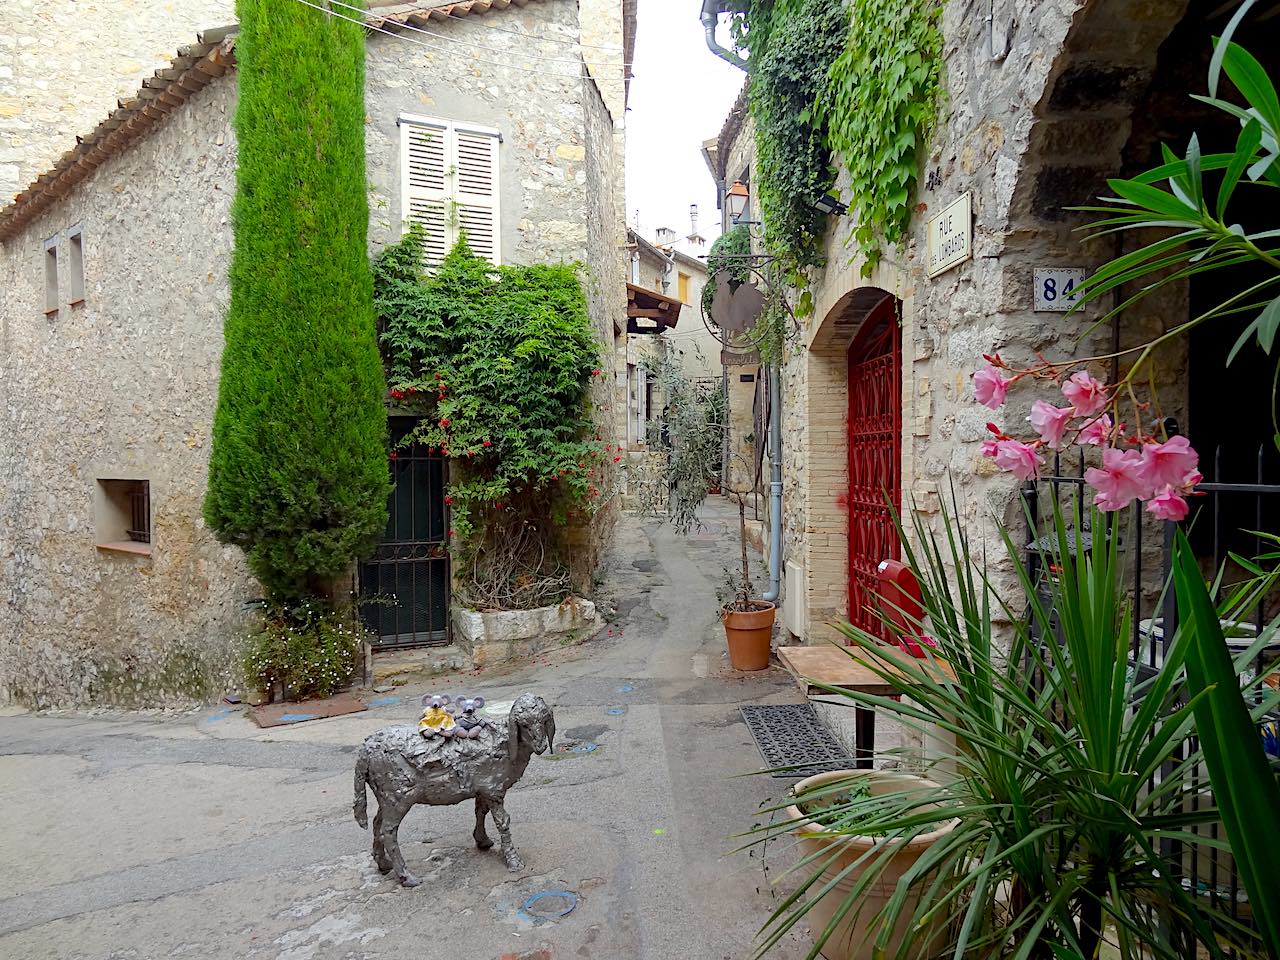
[637,348,776,670]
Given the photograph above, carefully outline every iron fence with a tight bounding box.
[1021,438,1280,942]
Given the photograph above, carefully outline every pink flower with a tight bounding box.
[1147,487,1190,521]
[1029,401,1074,449]
[974,364,1012,409]
[1139,436,1199,492]
[1084,446,1146,511]
[993,439,1043,481]
[981,438,1000,459]
[1062,371,1108,417]
[1077,414,1112,447]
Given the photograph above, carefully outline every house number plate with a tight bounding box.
[1033,267,1088,312]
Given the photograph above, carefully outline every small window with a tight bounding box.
[95,479,152,555]
[67,226,85,306]
[44,235,58,315]
[678,272,691,305]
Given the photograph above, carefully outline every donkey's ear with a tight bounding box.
[507,710,519,759]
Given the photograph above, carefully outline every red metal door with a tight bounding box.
[846,296,902,641]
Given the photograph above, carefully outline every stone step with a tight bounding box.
[371,644,471,685]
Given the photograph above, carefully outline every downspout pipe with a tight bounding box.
[760,365,782,603]
[701,0,747,71]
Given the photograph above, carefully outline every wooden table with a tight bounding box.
[777,645,955,769]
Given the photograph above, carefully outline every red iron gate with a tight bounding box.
[846,296,902,641]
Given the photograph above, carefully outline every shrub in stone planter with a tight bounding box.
[240,599,369,702]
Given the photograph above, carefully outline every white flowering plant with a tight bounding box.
[240,598,368,701]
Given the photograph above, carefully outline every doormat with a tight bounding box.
[252,692,368,728]
[740,703,856,778]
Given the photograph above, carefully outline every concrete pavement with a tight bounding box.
[0,505,811,960]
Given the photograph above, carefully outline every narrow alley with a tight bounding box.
[0,505,809,960]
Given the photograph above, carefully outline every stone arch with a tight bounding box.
[801,285,899,643]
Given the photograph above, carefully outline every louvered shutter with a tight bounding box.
[400,117,450,266]
[400,115,501,267]
[453,126,501,264]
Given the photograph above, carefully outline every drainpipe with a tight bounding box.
[701,0,747,71]
[760,366,782,603]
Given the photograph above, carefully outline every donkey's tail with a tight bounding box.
[353,747,370,829]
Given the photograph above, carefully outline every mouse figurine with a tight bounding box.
[418,694,456,738]
[453,696,488,739]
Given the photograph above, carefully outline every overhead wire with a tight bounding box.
[436,10,623,50]
[286,0,632,76]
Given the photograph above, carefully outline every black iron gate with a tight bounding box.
[359,418,450,648]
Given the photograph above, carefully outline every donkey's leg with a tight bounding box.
[488,797,524,871]
[371,807,392,874]
[473,797,493,851]
[379,802,420,887]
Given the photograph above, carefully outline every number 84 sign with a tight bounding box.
[1033,267,1089,312]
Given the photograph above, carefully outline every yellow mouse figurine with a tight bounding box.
[418,694,456,737]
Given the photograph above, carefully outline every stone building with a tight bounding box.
[0,0,631,706]
[703,0,1280,644]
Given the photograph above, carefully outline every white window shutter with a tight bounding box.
[400,115,502,268]
[400,118,450,267]
[453,127,501,265]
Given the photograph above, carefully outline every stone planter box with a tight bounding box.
[452,597,603,669]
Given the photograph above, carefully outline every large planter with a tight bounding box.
[722,600,776,670]
[452,597,602,669]
[786,770,960,960]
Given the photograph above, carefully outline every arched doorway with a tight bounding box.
[846,294,901,640]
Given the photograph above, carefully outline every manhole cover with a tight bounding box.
[518,889,578,923]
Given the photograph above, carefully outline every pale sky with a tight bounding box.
[624,0,747,247]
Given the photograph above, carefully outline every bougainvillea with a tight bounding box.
[375,229,612,609]
[976,355,1201,520]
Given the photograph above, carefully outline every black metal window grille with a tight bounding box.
[126,482,151,544]
[1022,439,1280,946]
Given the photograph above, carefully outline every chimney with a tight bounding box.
[690,203,699,237]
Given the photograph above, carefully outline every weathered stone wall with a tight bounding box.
[0,0,628,706]
[0,79,250,708]
[0,0,236,199]
[716,0,1204,643]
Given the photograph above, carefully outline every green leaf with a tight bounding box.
[1217,118,1263,215]
[1208,2,1260,97]
[1172,531,1280,957]
[1105,178,1199,219]
[1222,40,1280,139]
[1228,293,1280,364]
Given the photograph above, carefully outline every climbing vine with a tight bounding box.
[821,0,943,274]
[733,0,943,278]
[702,224,752,320]
[375,229,613,609]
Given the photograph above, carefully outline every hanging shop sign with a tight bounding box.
[1032,267,1088,312]
[926,192,972,278]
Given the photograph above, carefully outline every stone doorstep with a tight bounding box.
[371,644,471,684]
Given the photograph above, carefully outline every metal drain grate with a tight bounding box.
[740,703,856,778]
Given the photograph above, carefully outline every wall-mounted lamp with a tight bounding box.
[726,180,761,225]
[811,192,849,217]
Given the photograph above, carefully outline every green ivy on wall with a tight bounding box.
[701,223,752,320]
[821,0,944,275]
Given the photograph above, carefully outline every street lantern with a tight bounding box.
[811,192,849,217]
[725,180,749,224]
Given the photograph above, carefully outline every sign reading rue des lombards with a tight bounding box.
[926,192,972,278]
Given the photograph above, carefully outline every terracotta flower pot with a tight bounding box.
[721,600,776,671]
[786,770,960,960]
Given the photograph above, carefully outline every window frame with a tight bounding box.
[66,224,85,306]
[43,234,59,316]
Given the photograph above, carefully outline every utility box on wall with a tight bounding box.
[784,560,806,637]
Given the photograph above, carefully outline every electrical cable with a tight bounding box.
[437,9,623,50]
[319,0,635,71]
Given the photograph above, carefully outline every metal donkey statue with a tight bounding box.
[353,692,555,886]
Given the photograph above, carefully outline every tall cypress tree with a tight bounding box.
[205,0,389,599]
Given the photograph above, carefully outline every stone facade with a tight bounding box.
[0,0,628,706]
[0,0,236,198]
[707,0,1259,644]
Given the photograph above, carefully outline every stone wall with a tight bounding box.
[0,0,235,198]
[0,0,628,705]
[713,0,1208,644]
[0,79,250,708]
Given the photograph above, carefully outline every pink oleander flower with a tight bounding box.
[1085,446,1146,511]
[1077,414,1112,447]
[1062,371,1108,417]
[1147,486,1190,521]
[974,364,1013,409]
[1139,435,1199,492]
[993,439,1043,481]
[981,437,1000,459]
[1029,401,1074,449]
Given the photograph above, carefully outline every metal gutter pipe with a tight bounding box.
[701,0,747,71]
[760,365,782,603]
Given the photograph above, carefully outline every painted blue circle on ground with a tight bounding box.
[616,683,635,693]
[570,742,598,754]
[606,706,627,716]
[518,889,579,923]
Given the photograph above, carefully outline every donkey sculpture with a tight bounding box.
[353,692,555,886]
